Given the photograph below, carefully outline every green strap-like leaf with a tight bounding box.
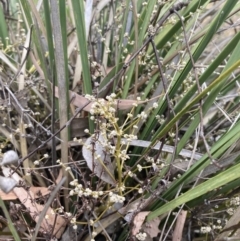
[147,159,240,221]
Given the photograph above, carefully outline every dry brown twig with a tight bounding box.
[2,166,66,239]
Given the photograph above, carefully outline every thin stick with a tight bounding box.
[149,37,179,168]
[173,9,222,169]
[11,101,91,175]
[31,177,66,241]
[98,2,188,97]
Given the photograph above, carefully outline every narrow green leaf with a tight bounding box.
[146,59,240,153]
[176,31,240,154]
[71,0,93,132]
[19,0,51,91]
[141,0,237,142]
[0,6,8,47]
[122,0,157,98]
[147,161,240,221]
[71,0,92,95]
[0,198,21,241]
[43,0,55,72]
[150,114,240,211]
[115,0,131,76]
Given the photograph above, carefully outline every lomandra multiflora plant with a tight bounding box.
[1,0,240,240]
[64,94,163,240]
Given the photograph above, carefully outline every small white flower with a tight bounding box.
[65,212,72,217]
[34,160,40,166]
[110,93,116,98]
[84,188,92,196]
[156,159,161,164]
[136,232,147,241]
[78,190,83,197]
[105,48,111,54]
[70,217,76,224]
[26,171,31,176]
[227,208,234,215]
[85,94,95,101]
[128,171,133,177]
[58,206,64,213]
[138,188,143,194]
[98,191,104,196]
[84,129,90,134]
[96,154,101,160]
[73,225,78,230]
[92,191,99,198]
[152,163,157,170]
[50,209,55,215]
[109,130,117,138]
[109,193,125,203]
[69,190,75,196]
[137,164,143,172]
[153,102,158,109]
[15,128,20,133]
[141,112,147,119]
[138,111,147,121]
[132,102,138,107]
[70,180,77,186]
[109,107,116,113]
[200,226,212,233]
[118,184,125,192]
[78,139,83,144]
[43,153,49,158]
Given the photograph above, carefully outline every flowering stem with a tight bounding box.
[115,127,122,195]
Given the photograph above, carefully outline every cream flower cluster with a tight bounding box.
[69,180,126,205]
[69,180,103,198]
[136,232,147,241]
[109,192,125,203]
[89,94,118,124]
[200,226,211,233]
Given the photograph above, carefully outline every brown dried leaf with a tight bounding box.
[1,167,66,238]
[82,133,115,185]
[0,169,63,200]
[132,211,149,236]
[172,210,187,241]
[54,86,145,112]
[0,187,50,200]
[142,217,161,238]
